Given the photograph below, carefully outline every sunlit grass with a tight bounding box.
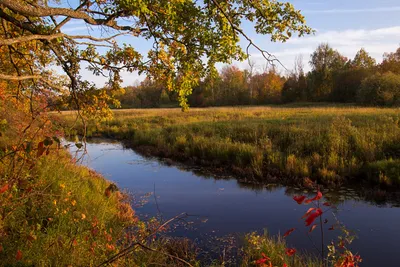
[61,105,400,186]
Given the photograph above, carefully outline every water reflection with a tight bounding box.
[72,139,400,267]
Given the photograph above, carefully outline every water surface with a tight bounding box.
[75,140,400,266]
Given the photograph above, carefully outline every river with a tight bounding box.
[73,139,400,266]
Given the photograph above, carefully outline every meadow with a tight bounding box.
[63,104,400,188]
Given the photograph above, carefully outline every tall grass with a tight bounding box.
[61,105,400,186]
[241,232,322,267]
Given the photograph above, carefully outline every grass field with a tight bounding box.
[62,105,400,187]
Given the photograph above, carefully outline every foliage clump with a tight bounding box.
[357,72,400,106]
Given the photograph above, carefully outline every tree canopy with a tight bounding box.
[0,0,312,111]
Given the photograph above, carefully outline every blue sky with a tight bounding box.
[61,0,400,86]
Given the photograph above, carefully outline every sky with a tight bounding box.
[61,0,400,87]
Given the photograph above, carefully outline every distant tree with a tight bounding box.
[380,47,400,74]
[308,43,347,101]
[310,43,348,73]
[282,56,307,102]
[351,48,376,69]
[219,65,248,105]
[250,67,284,104]
[331,48,376,102]
[357,72,400,106]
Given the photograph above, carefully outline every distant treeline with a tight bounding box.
[117,43,400,108]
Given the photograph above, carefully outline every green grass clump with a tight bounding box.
[240,232,322,267]
[61,105,400,186]
[364,159,400,186]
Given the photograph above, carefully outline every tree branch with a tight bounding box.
[0,73,65,91]
[209,0,286,69]
[1,0,145,33]
[0,33,64,45]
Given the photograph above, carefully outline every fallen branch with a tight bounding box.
[97,212,192,266]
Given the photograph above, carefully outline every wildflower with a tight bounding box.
[71,200,76,206]
[53,200,57,205]
[81,213,86,220]
[106,243,115,251]
[16,250,22,261]
[0,183,9,194]
[285,248,296,256]
[60,183,65,189]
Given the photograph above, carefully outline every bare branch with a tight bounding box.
[98,213,191,266]
[209,0,286,69]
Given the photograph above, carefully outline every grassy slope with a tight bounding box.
[64,105,400,187]
[0,150,136,265]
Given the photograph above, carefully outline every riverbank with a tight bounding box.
[62,106,400,188]
[1,144,326,266]
[0,148,203,266]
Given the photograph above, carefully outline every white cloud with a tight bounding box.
[247,26,400,72]
[303,6,400,14]
[287,26,400,47]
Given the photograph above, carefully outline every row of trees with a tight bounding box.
[283,44,400,105]
[118,44,400,107]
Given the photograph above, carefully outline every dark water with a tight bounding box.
[74,140,400,266]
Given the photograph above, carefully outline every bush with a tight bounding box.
[357,72,400,106]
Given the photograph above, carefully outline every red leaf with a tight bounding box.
[304,191,323,204]
[285,248,296,256]
[329,226,334,230]
[305,208,323,226]
[323,202,331,206]
[293,195,306,204]
[283,264,288,267]
[309,224,317,233]
[283,228,296,238]
[256,258,267,265]
[16,250,22,261]
[37,142,45,157]
[302,207,316,219]
[255,253,271,265]
[0,184,9,194]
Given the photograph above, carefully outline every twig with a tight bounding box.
[154,183,163,222]
[97,212,191,266]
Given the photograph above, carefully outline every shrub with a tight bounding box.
[357,72,400,106]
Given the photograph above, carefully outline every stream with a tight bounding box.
[72,139,400,266]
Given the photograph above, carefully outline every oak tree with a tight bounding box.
[0,0,312,111]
